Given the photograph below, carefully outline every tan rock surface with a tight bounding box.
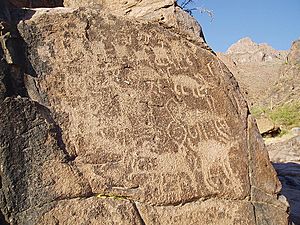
[0,4,289,225]
[287,39,300,65]
[63,0,175,19]
[19,7,251,205]
[63,0,207,44]
[225,37,287,63]
[136,199,256,225]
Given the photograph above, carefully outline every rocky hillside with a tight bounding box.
[0,1,290,224]
[219,38,300,225]
[218,37,288,107]
[263,39,300,107]
[219,38,300,132]
[219,37,300,107]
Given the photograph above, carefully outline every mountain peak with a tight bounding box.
[227,37,271,54]
[225,37,287,63]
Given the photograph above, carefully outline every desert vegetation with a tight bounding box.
[250,101,300,135]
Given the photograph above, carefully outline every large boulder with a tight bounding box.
[0,4,289,225]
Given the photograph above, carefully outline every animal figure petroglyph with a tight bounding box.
[201,148,234,192]
[184,135,236,193]
[165,94,235,193]
[172,75,217,113]
[172,75,210,98]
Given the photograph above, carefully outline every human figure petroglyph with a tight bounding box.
[146,78,169,96]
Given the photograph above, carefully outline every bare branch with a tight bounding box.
[181,0,194,9]
[177,0,214,21]
[198,7,214,22]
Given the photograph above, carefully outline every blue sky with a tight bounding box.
[179,0,300,52]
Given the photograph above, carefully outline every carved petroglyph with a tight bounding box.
[166,97,231,145]
[162,93,235,194]
[20,10,251,205]
[207,61,214,77]
[167,121,187,150]
[198,144,236,193]
[172,75,209,98]
[170,74,217,114]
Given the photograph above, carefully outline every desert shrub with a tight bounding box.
[269,102,300,129]
[250,106,269,118]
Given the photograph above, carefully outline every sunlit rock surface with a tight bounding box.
[0,2,290,224]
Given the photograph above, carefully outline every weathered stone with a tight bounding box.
[247,115,281,195]
[63,0,175,19]
[0,6,286,224]
[267,134,300,163]
[255,117,275,134]
[63,0,207,44]
[0,49,8,101]
[254,202,290,225]
[18,7,251,205]
[136,199,256,225]
[0,98,92,223]
[0,4,289,225]
[8,0,63,8]
[19,198,144,225]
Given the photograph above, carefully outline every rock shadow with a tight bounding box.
[273,162,300,225]
[8,0,63,8]
[0,7,37,98]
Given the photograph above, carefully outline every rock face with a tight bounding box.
[267,39,300,107]
[287,39,300,65]
[8,0,63,8]
[63,0,208,45]
[0,2,289,225]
